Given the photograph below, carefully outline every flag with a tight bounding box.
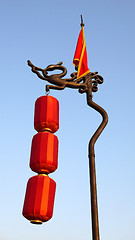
[73,26,90,79]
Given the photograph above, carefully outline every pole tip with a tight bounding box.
[80,15,84,27]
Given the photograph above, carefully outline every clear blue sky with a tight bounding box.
[1,0,135,240]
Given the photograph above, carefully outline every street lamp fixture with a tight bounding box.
[27,16,108,240]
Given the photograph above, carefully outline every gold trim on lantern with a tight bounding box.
[41,127,52,132]
[34,121,59,133]
[30,220,43,224]
[38,173,48,176]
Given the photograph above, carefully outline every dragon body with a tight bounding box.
[28,60,103,93]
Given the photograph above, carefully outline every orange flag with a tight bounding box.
[73,26,90,79]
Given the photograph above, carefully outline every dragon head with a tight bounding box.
[44,62,63,72]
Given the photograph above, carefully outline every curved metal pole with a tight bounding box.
[87,90,108,240]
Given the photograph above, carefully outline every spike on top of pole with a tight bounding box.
[80,15,84,27]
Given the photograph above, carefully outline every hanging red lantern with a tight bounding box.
[34,95,59,133]
[30,131,58,174]
[22,174,56,224]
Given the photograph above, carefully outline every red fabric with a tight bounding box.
[22,175,56,223]
[30,132,58,174]
[73,29,83,66]
[78,47,89,77]
[73,27,90,79]
[47,178,56,217]
[34,95,59,133]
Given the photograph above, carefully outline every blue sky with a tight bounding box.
[1,0,135,240]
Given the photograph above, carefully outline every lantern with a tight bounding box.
[34,95,59,133]
[22,174,56,224]
[22,94,59,224]
[30,131,58,174]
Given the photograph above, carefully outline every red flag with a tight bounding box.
[73,26,90,79]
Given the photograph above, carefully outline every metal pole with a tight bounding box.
[87,89,108,240]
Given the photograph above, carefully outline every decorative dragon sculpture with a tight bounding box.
[28,60,104,94]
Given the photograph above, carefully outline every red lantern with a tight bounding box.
[34,95,59,133]
[30,131,58,174]
[22,174,56,224]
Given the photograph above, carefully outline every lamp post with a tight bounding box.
[27,17,108,240]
